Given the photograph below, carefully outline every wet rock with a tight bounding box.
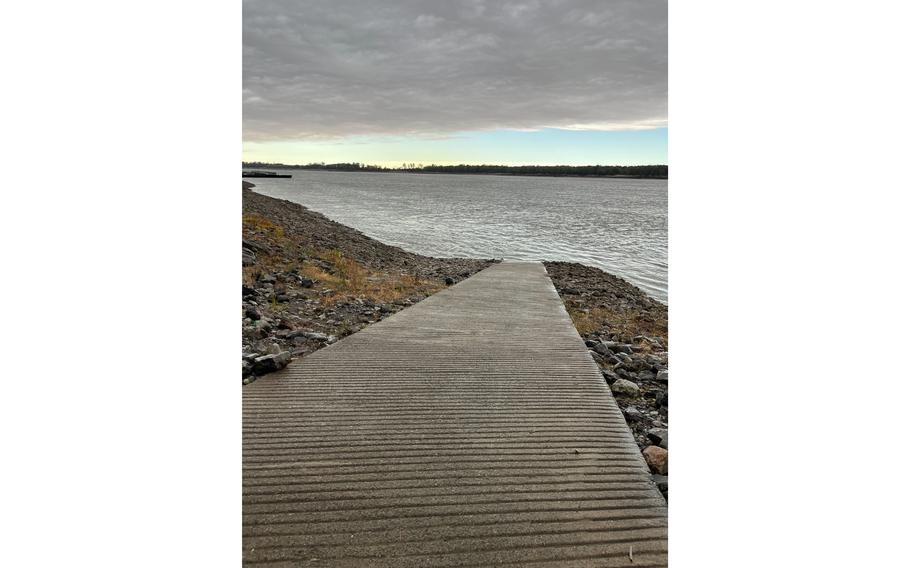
[607,342,633,355]
[611,378,640,397]
[622,406,645,425]
[606,354,624,367]
[638,370,656,382]
[642,445,668,475]
[252,351,291,375]
[615,367,638,381]
[647,428,668,449]
[593,342,612,356]
[644,354,663,366]
[601,368,621,385]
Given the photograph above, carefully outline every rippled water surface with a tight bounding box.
[250,170,667,303]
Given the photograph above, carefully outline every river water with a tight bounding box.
[249,170,667,303]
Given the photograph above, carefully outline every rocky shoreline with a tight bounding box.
[242,182,668,499]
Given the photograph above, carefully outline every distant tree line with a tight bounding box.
[242,162,668,179]
[416,164,667,178]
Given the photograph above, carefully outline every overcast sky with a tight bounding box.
[243,0,667,165]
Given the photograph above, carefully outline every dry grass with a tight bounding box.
[317,249,367,291]
[318,272,441,307]
[568,307,609,335]
[242,266,258,286]
[568,305,667,345]
[370,274,443,304]
[243,213,285,240]
[299,264,343,287]
[242,213,445,309]
[295,250,442,307]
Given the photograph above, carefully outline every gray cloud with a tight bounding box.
[243,0,666,140]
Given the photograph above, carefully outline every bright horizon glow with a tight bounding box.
[242,127,668,167]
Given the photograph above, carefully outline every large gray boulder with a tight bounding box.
[610,378,640,397]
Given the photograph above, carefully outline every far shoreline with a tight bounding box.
[267,168,668,180]
[243,164,668,181]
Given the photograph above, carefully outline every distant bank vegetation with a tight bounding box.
[242,162,668,179]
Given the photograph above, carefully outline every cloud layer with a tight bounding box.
[243,0,667,141]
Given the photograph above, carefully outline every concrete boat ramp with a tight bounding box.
[243,262,668,566]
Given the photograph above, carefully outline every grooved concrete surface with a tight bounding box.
[243,262,667,567]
